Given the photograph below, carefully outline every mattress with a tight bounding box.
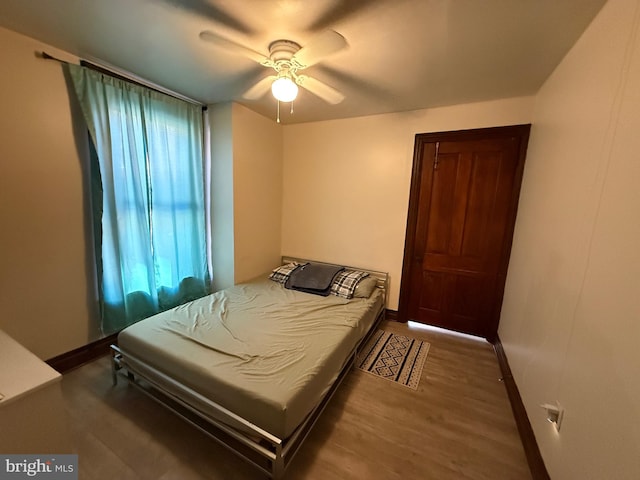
[117,274,383,439]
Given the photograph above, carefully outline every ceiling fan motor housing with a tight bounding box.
[268,39,301,62]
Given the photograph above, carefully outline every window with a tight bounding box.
[68,64,210,334]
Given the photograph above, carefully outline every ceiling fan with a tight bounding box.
[199,29,347,121]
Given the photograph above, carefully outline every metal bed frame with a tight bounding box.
[110,257,388,479]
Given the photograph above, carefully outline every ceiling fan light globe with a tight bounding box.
[271,77,298,102]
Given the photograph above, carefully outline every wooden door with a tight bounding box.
[399,125,530,341]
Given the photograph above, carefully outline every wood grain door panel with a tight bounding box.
[412,270,495,337]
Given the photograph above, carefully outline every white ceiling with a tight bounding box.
[0,0,606,124]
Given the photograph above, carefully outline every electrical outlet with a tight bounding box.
[540,401,564,432]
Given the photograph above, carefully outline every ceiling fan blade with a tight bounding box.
[292,30,348,68]
[308,0,380,31]
[242,76,277,100]
[297,76,345,104]
[161,0,254,35]
[199,31,271,65]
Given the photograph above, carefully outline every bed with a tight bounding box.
[110,257,387,478]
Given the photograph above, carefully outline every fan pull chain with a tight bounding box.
[276,101,295,123]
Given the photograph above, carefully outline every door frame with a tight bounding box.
[397,124,531,341]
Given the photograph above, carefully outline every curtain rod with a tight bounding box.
[40,51,207,110]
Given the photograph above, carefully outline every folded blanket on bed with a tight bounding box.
[285,263,345,296]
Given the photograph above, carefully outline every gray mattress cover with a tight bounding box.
[117,275,383,439]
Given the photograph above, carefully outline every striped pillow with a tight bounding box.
[330,270,370,299]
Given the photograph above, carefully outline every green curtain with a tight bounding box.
[67,64,210,334]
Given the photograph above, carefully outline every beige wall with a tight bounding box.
[500,0,640,478]
[209,103,283,289]
[231,103,283,284]
[281,97,534,308]
[209,103,235,292]
[0,27,100,359]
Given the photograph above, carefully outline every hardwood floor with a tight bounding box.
[60,320,531,479]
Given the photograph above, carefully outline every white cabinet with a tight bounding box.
[0,330,72,454]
